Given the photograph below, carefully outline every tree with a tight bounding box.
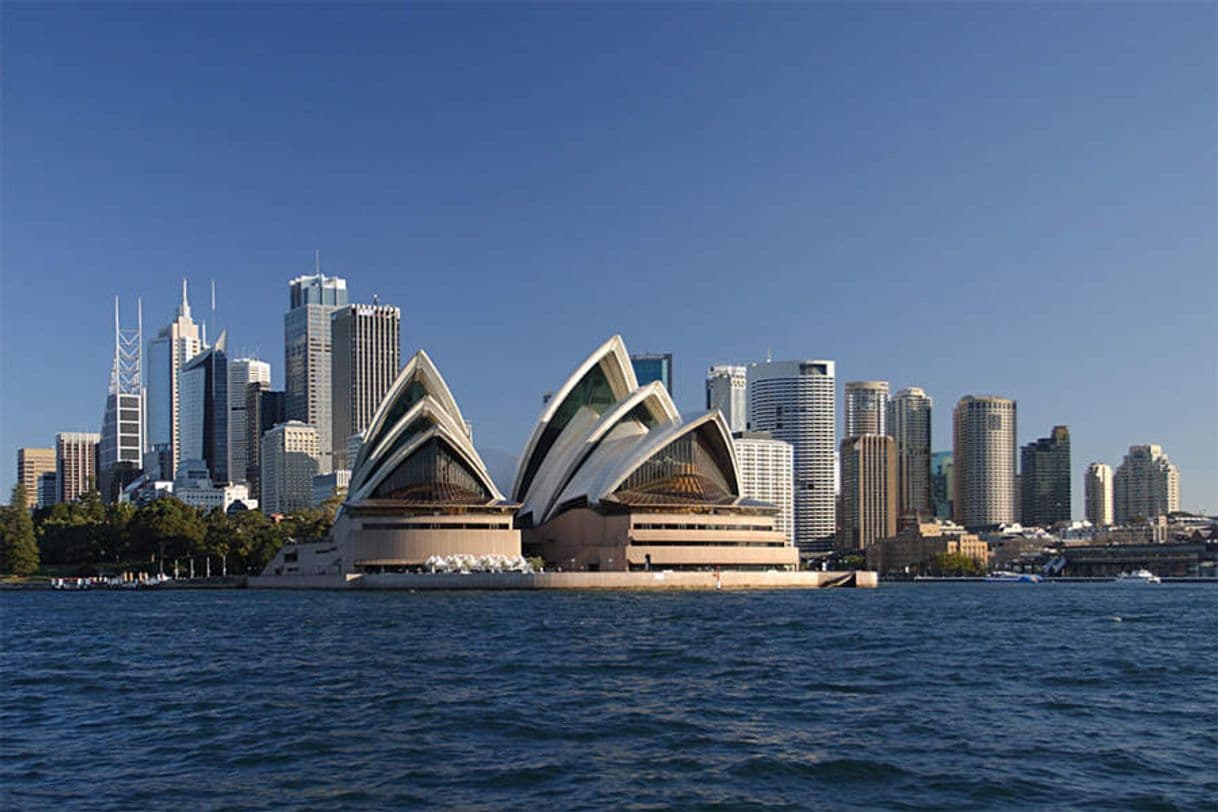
[930,551,983,577]
[0,484,40,575]
[129,497,205,570]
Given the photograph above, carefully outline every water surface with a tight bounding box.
[3,584,1215,809]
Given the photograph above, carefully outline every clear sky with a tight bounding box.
[2,3,1215,514]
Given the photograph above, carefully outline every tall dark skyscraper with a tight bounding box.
[179,332,229,482]
[1020,425,1071,527]
[245,382,287,498]
[630,353,673,394]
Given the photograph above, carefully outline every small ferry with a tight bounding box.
[1115,569,1161,584]
[984,571,1043,584]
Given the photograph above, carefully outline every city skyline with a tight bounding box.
[2,4,1214,513]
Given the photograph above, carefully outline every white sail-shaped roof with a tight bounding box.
[549,410,741,514]
[346,350,503,506]
[349,395,487,497]
[512,335,637,503]
[522,382,681,525]
[352,350,467,478]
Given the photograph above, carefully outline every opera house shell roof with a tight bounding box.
[348,350,504,507]
[263,350,520,578]
[514,336,736,521]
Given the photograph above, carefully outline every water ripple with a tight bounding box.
[2,584,1215,810]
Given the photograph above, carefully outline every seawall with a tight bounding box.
[248,570,877,590]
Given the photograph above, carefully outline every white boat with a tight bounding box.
[985,571,1043,584]
[1115,569,1161,584]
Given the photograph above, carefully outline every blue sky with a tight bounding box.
[2,3,1214,513]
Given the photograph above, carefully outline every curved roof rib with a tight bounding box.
[512,335,637,503]
[550,410,741,515]
[532,382,680,524]
[349,395,480,496]
[350,421,503,504]
[352,350,467,477]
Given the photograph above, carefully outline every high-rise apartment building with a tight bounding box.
[837,434,897,553]
[952,395,1017,528]
[1113,445,1180,523]
[285,270,347,474]
[56,432,100,503]
[845,381,888,437]
[747,359,836,553]
[331,303,400,469]
[630,353,673,394]
[146,281,204,478]
[887,386,932,519]
[706,365,747,434]
[179,333,229,482]
[99,297,145,477]
[37,472,58,508]
[931,451,953,519]
[227,357,271,485]
[244,383,286,497]
[16,448,56,509]
[732,431,794,545]
[261,421,320,515]
[1020,426,1071,527]
[1085,462,1114,527]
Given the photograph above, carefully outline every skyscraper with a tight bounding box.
[37,472,58,508]
[245,383,286,498]
[706,365,747,434]
[56,432,100,503]
[1020,426,1072,527]
[747,359,836,553]
[1085,462,1114,527]
[837,434,897,553]
[285,268,348,474]
[227,357,272,485]
[179,332,229,482]
[931,451,953,519]
[630,353,673,394]
[887,386,932,519]
[845,381,889,437]
[99,297,145,478]
[1113,445,1180,523]
[16,448,56,509]
[952,395,1017,528]
[261,421,320,515]
[733,431,794,545]
[146,281,204,478]
[331,303,400,469]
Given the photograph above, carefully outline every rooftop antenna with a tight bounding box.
[372,293,379,306]
[315,248,321,277]
[766,347,773,363]
[210,279,217,345]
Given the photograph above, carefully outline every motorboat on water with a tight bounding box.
[1115,569,1161,584]
[985,571,1043,584]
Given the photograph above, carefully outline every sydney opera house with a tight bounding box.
[263,337,798,578]
[513,336,797,571]
[263,351,520,576]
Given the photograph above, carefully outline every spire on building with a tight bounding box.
[178,278,191,319]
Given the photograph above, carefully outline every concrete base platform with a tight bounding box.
[248,570,877,590]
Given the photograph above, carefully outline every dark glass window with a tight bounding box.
[369,415,435,470]
[518,363,616,498]
[613,425,737,505]
[371,437,491,503]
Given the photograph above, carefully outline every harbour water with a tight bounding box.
[3,584,1215,809]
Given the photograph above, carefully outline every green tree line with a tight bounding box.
[0,484,340,577]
